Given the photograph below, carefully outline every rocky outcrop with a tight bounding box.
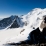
[39,15,46,32]
[28,28,46,44]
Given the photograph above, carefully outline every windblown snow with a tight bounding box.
[0,8,46,46]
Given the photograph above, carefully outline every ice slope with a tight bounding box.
[22,8,46,31]
[0,8,46,45]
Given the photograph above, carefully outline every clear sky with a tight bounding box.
[0,0,46,18]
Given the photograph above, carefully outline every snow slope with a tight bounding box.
[0,8,46,45]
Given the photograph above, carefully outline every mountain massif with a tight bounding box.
[0,8,46,46]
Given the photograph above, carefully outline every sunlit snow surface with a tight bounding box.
[0,8,46,46]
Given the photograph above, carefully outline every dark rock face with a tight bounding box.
[9,19,20,28]
[42,28,46,41]
[27,28,46,44]
[30,28,44,44]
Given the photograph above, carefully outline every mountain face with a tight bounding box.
[0,16,13,29]
[9,16,24,28]
[0,15,24,30]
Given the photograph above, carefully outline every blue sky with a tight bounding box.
[0,0,46,18]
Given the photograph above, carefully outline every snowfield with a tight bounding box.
[0,8,46,46]
[0,28,23,44]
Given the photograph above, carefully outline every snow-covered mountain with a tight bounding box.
[0,8,46,46]
[0,15,24,30]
